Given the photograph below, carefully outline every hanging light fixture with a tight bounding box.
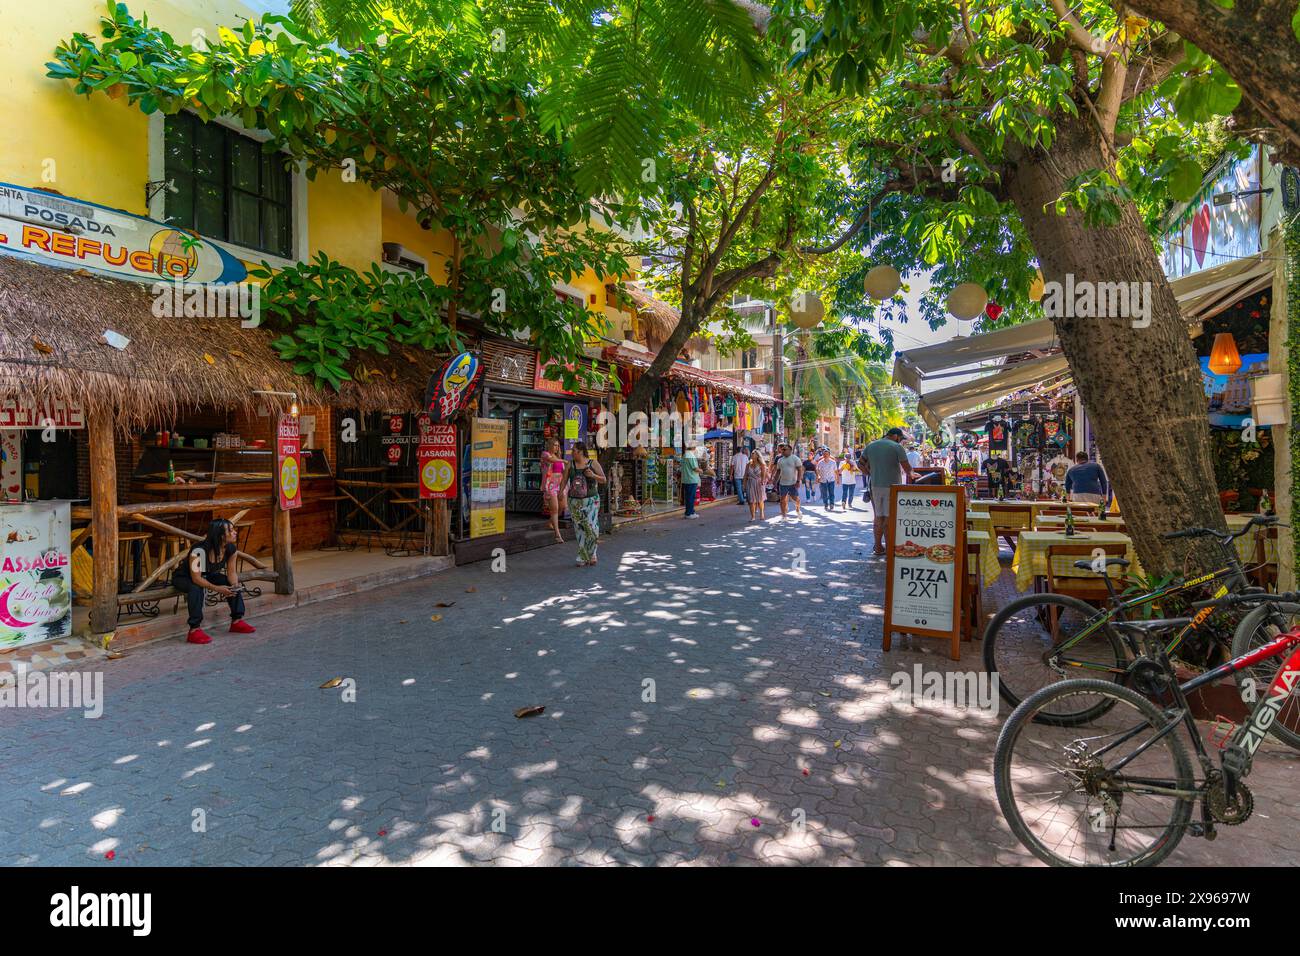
[946,283,988,321]
[1029,269,1045,302]
[1208,332,1242,376]
[864,265,901,301]
[789,292,825,329]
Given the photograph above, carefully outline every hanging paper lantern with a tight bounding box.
[1029,270,1045,302]
[789,292,824,329]
[863,265,901,301]
[947,283,988,321]
[1208,332,1242,376]
[985,301,1004,322]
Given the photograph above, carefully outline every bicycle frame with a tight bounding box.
[1097,624,1300,790]
[1039,529,1268,678]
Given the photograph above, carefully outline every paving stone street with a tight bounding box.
[3,501,1298,866]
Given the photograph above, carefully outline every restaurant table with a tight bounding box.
[136,481,221,564]
[966,530,1002,588]
[967,511,992,537]
[1035,515,1126,530]
[1012,530,1144,592]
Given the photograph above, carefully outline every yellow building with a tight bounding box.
[0,0,633,332]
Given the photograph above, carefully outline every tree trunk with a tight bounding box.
[624,301,703,418]
[1126,0,1300,167]
[1004,114,1224,573]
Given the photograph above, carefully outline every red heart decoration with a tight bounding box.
[930,499,940,506]
[1191,203,1211,266]
[985,301,1003,321]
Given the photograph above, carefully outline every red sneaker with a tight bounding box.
[187,628,213,645]
[229,619,256,634]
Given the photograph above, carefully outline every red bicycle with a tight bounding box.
[994,591,1300,866]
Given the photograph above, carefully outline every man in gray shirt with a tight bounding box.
[863,427,915,554]
[771,443,805,519]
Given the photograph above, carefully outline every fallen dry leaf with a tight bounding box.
[319,677,345,689]
[818,691,831,697]
[434,601,455,608]
[430,614,442,622]
[514,705,545,719]
[397,619,408,624]
[106,651,125,661]
[465,586,477,593]
[203,353,215,365]
[833,739,842,749]
[32,338,54,355]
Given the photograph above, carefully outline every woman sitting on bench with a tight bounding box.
[172,518,256,645]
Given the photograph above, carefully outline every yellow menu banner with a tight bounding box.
[470,417,508,539]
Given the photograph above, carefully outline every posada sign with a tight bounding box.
[425,352,484,424]
[883,485,966,660]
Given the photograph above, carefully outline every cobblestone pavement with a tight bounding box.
[3,500,1298,866]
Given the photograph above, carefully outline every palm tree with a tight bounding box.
[288,0,769,197]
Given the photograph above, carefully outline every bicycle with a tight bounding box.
[982,514,1288,726]
[994,590,1300,866]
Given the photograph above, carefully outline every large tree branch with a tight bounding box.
[1048,0,1116,55]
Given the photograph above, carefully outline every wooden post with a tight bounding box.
[432,499,449,556]
[271,463,294,596]
[88,411,118,637]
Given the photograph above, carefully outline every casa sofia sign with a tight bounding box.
[0,183,249,284]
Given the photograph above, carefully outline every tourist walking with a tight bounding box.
[815,447,839,510]
[681,443,701,519]
[562,442,606,566]
[863,427,916,555]
[772,443,804,519]
[730,446,750,505]
[802,452,816,501]
[541,437,566,543]
[744,448,767,521]
[839,454,860,510]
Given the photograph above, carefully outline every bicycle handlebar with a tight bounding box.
[1162,515,1283,542]
[1189,591,1300,611]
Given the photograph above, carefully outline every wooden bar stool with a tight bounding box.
[117,530,152,590]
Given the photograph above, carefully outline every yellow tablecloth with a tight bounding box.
[1012,531,1144,592]
[1035,515,1127,531]
[967,511,992,537]
[966,530,1002,588]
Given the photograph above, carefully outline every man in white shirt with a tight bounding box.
[730,447,750,505]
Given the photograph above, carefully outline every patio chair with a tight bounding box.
[989,505,1032,550]
[962,540,984,643]
[1044,543,1129,641]
[1252,526,1279,591]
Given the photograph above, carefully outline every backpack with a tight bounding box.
[566,462,590,498]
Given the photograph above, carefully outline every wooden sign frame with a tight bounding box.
[882,484,967,660]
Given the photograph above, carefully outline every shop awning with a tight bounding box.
[891,319,1061,394]
[602,344,777,404]
[916,353,1072,432]
[895,255,1274,399]
[1169,252,1274,322]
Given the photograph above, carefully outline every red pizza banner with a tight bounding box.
[276,416,302,511]
[418,418,457,500]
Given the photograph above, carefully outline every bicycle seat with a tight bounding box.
[1071,557,1131,572]
[1115,618,1192,635]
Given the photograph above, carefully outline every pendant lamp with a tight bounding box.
[1208,332,1242,376]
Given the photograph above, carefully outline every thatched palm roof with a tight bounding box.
[0,255,438,430]
[612,284,683,344]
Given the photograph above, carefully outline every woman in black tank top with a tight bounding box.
[171,518,256,645]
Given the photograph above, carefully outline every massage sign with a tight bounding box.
[0,501,72,649]
[883,485,967,660]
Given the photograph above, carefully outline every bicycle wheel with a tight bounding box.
[983,593,1127,724]
[1230,602,1300,751]
[995,679,1196,867]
